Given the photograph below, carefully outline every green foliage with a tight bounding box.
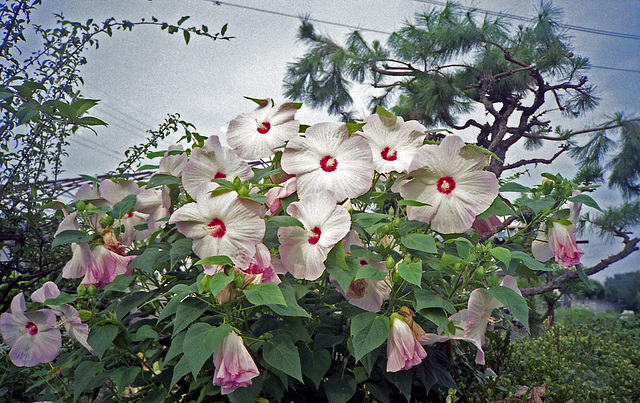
[454,311,640,401]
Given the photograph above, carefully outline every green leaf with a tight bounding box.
[130,247,170,274]
[401,234,437,254]
[517,197,555,214]
[194,255,233,266]
[476,196,513,219]
[209,272,234,296]
[88,324,119,359]
[355,265,387,281]
[489,247,512,266]
[183,30,190,44]
[183,323,231,377]
[170,355,192,389]
[325,241,355,292]
[324,374,357,403]
[263,335,303,382]
[419,308,450,332]
[398,199,429,206]
[145,173,181,188]
[267,282,310,318]
[510,251,553,271]
[576,265,591,287]
[413,289,455,314]
[454,237,474,259]
[177,15,190,25]
[104,275,134,292]
[244,283,286,306]
[352,212,389,228]
[351,312,390,361]
[266,215,304,228]
[568,193,602,211]
[132,325,159,342]
[346,122,366,134]
[110,367,140,392]
[74,361,104,400]
[52,229,92,247]
[108,194,137,219]
[79,174,101,183]
[52,100,77,120]
[76,116,107,126]
[43,292,77,305]
[300,347,331,389]
[72,98,99,116]
[500,183,531,193]
[228,374,262,403]
[483,286,529,331]
[170,238,193,268]
[397,261,422,287]
[173,297,209,337]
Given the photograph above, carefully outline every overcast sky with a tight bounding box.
[31,0,640,281]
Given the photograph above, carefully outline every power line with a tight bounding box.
[412,0,640,41]
[208,0,640,74]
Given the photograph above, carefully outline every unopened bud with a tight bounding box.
[232,177,242,190]
[99,216,114,229]
[86,284,98,297]
[76,200,86,212]
[76,284,87,297]
[77,309,92,322]
[237,184,250,198]
[386,255,395,270]
[233,273,245,289]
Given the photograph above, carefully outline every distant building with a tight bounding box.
[560,294,620,313]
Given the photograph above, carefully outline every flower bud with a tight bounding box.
[86,203,95,211]
[76,200,86,212]
[99,216,114,229]
[86,284,98,297]
[232,177,242,190]
[540,179,553,195]
[200,275,211,293]
[76,284,87,297]
[386,255,395,270]
[237,184,250,198]
[233,273,245,289]
[77,309,92,322]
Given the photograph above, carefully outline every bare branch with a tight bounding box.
[502,144,569,171]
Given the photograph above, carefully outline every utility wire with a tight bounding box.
[209,0,640,73]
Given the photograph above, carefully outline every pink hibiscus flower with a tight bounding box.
[360,113,426,174]
[418,275,521,365]
[281,122,374,202]
[532,221,584,268]
[169,191,265,269]
[278,191,351,280]
[182,135,254,200]
[386,314,428,372]
[0,293,61,367]
[399,135,499,233]
[213,331,260,394]
[226,98,300,160]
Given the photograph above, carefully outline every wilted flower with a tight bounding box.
[532,221,584,268]
[386,314,427,372]
[0,293,61,367]
[212,331,260,394]
[399,135,499,233]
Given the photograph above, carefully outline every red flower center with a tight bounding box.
[437,176,456,194]
[347,279,367,299]
[359,259,368,266]
[381,146,398,161]
[308,227,321,244]
[214,172,226,179]
[208,218,226,238]
[25,321,38,336]
[125,212,134,219]
[320,155,338,172]
[257,122,271,134]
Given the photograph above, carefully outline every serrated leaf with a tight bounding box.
[52,230,93,247]
[170,355,191,389]
[263,336,302,382]
[209,272,234,296]
[107,194,137,219]
[397,261,422,287]
[489,247,512,266]
[88,324,119,359]
[194,255,233,266]
[44,293,77,306]
[351,312,390,361]
[145,173,181,188]
[244,283,286,306]
[172,298,209,337]
[568,193,602,211]
[300,347,331,389]
[183,323,231,377]
[346,122,366,134]
[483,286,529,331]
[401,233,437,254]
[267,282,310,318]
[500,183,531,193]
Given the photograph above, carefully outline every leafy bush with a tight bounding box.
[454,310,640,402]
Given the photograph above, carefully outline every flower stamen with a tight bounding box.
[319,155,338,172]
[437,176,456,194]
[208,218,226,238]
